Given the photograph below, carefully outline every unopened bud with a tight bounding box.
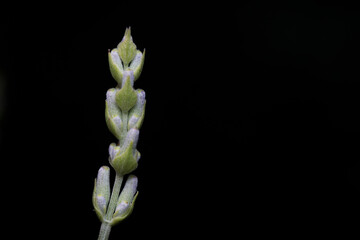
[92,166,111,221]
[128,89,146,130]
[111,175,139,225]
[109,129,140,175]
[129,49,145,81]
[105,88,123,140]
[108,49,123,85]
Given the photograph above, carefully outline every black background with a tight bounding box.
[1,0,360,238]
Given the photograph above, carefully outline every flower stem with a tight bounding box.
[120,111,128,144]
[97,222,111,240]
[106,174,123,219]
[97,174,123,240]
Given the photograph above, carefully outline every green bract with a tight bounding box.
[115,74,138,113]
[117,28,137,68]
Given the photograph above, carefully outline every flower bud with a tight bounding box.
[108,49,123,85]
[109,143,120,160]
[109,129,140,176]
[115,72,137,113]
[105,88,123,140]
[92,166,111,221]
[129,49,145,81]
[128,89,146,130]
[117,175,138,204]
[111,175,139,225]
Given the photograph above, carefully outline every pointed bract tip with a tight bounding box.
[125,27,132,39]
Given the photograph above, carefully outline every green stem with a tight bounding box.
[97,222,111,240]
[106,174,123,219]
[120,111,128,144]
[97,174,123,240]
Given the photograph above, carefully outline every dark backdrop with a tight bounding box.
[1,0,359,239]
